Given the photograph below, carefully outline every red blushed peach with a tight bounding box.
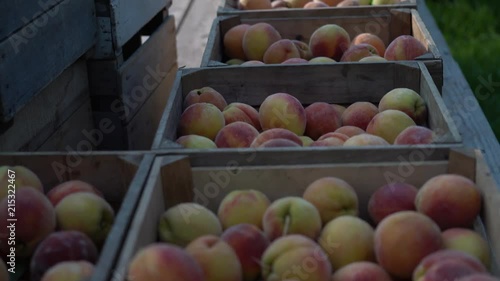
[343,134,389,146]
[310,137,344,146]
[292,40,313,60]
[218,190,271,230]
[263,39,301,64]
[309,24,351,61]
[341,102,378,130]
[47,180,103,207]
[331,262,392,281]
[223,103,261,130]
[413,250,487,281]
[178,103,225,140]
[415,174,482,230]
[352,33,386,58]
[242,23,281,61]
[374,211,443,279]
[394,126,435,145]
[0,188,56,258]
[384,35,428,61]
[259,138,302,148]
[442,228,491,268]
[366,110,416,144]
[305,102,342,140]
[419,260,481,281]
[40,261,94,281]
[250,128,302,147]
[304,1,329,7]
[368,182,418,225]
[176,135,217,149]
[0,165,43,200]
[215,122,259,148]
[458,274,500,281]
[334,126,365,137]
[184,87,228,111]
[340,43,379,62]
[239,0,272,9]
[224,24,251,60]
[128,243,204,281]
[259,93,306,135]
[317,132,350,142]
[221,224,270,281]
[281,58,309,64]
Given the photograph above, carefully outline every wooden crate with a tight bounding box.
[202,7,443,90]
[89,15,179,150]
[113,148,500,279]
[151,62,461,166]
[0,151,155,281]
[0,0,96,123]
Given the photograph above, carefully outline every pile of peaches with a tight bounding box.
[238,0,407,10]
[127,173,498,281]
[222,22,428,65]
[0,166,115,281]
[176,86,436,149]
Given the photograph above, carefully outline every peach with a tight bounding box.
[336,0,360,7]
[226,58,245,65]
[331,262,392,281]
[242,23,282,61]
[158,203,222,247]
[343,134,389,146]
[263,39,301,65]
[384,35,428,61]
[127,243,204,281]
[30,231,98,281]
[176,135,217,149]
[261,235,331,281]
[259,93,307,135]
[0,261,7,281]
[317,132,350,142]
[415,174,482,230]
[366,110,416,143]
[239,0,272,9]
[310,137,345,146]
[241,60,266,66]
[223,102,261,130]
[263,196,322,241]
[224,24,251,60]
[316,0,343,6]
[0,187,55,258]
[186,235,243,281]
[292,40,313,60]
[221,224,270,281]
[458,275,500,281]
[303,177,359,225]
[319,216,375,270]
[215,121,259,148]
[260,138,302,147]
[304,1,329,7]
[418,260,480,281]
[309,24,350,61]
[374,211,443,279]
[40,261,94,281]
[368,182,418,224]
[309,56,336,63]
[359,55,387,62]
[47,180,103,207]
[394,126,435,145]
[281,58,309,64]
[442,228,491,268]
[184,87,228,111]
[250,128,302,147]
[378,88,427,124]
[272,0,291,8]
[305,102,342,140]
[352,33,386,57]
[341,102,378,130]
[217,189,271,230]
[299,136,314,146]
[332,104,346,118]
[340,43,379,62]
[178,103,225,140]
[335,126,365,137]
[284,0,311,7]
[55,192,114,247]
[0,165,43,200]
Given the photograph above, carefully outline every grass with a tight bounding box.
[427,0,500,140]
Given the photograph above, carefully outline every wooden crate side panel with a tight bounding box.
[0,60,89,151]
[0,0,96,122]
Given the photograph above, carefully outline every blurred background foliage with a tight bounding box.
[427,0,500,140]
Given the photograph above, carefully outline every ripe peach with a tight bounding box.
[158,203,222,247]
[223,102,261,130]
[304,1,329,7]
[374,211,443,279]
[310,138,345,146]
[218,189,271,229]
[366,109,416,143]
[303,177,359,225]
[368,182,418,225]
[415,174,482,230]
[309,56,336,63]
[0,187,55,258]
[359,55,387,62]
[305,102,342,140]
[352,33,386,57]
[47,180,103,207]
[281,58,309,64]
[263,39,301,64]
[340,43,379,62]
[239,0,272,9]
[378,88,427,124]
[309,24,350,61]
[224,24,251,60]
[30,231,98,281]
[178,103,225,140]
[263,196,322,241]
[226,58,245,65]
[221,224,270,281]
[292,40,313,60]
[442,228,491,268]
[394,126,435,145]
[299,136,314,146]
[335,126,365,137]
[259,138,302,147]
[259,93,306,135]
[419,260,481,281]
[317,132,350,142]
[458,274,500,281]
[331,262,392,281]
[184,87,228,111]
[341,102,378,130]
[186,235,243,281]
[337,0,360,7]
[272,0,291,8]
[0,165,43,200]
[241,60,266,66]
[40,261,94,281]
[384,35,428,61]
[128,243,204,281]
[215,122,259,148]
[250,128,302,147]
[316,0,343,6]
[176,135,217,149]
[284,0,311,7]
[242,23,282,61]
[343,134,389,146]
